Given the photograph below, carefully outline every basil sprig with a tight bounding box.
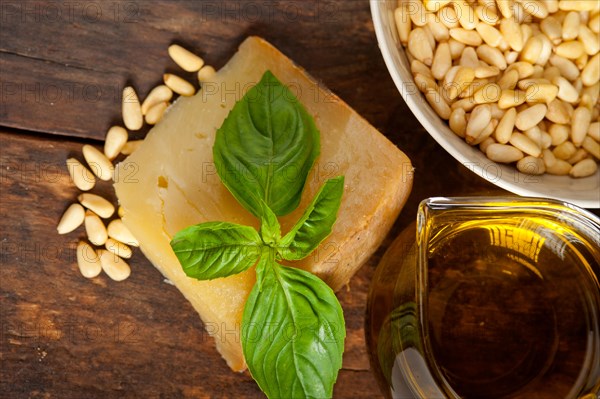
[170,71,345,399]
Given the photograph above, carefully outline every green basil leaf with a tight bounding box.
[213,70,320,217]
[170,222,261,280]
[242,262,345,399]
[279,176,344,261]
[258,199,281,246]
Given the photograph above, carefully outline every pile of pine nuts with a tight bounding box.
[57,44,215,281]
[396,0,600,177]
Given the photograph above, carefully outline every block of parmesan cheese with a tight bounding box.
[114,36,412,372]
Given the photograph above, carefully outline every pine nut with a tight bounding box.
[78,193,115,219]
[567,148,589,165]
[466,104,492,140]
[407,0,427,26]
[525,83,559,104]
[107,219,139,247]
[510,131,542,156]
[590,14,600,34]
[197,65,216,83]
[496,0,514,18]
[542,148,557,168]
[505,50,519,64]
[145,101,169,125]
[513,2,527,23]
[581,53,600,86]
[505,62,535,79]
[425,89,452,119]
[501,18,524,51]
[486,143,524,163]
[168,44,204,72]
[121,86,143,131]
[552,76,579,103]
[479,137,497,153]
[562,11,581,40]
[450,28,483,46]
[579,25,600,55]
[475,5,500,25]
[549,54,581,81]
[549,124,570,146]
[105,238,133,259]
[84,210,108,246]
[394,5,412,45]
[474,83,502,103]
[104,126,128,160]
[454,0,478,30]
[518,0,549,19]
[497,69,520,89]
[423,0,452,11]
[495,107,517,143]
[570,158,598,177]
[451,97,477,112]
[411,60,434,78]
[472,119,498,145]
[543,66,562,80]
[82,144,114,181]
[57,203,85,234]
[448,39,466,59]
[432,42,452,80]
[537,35,553,65]
[449,107,467,137]
[519,36,542,64]
[120,140,143,155]
[498,89,526,109]
[571,106,592,146]
[555,41,585,59]
[582,136,600,159]
[517,155,546,175]
[440,7,460,29]
[553,141,578,160]
[415,73,438,92]
[448,66,475,99]
[99,250,131,282]
[476,23,503,47]
[141,85,173,115]
[576,53,589,71]
[476,45,507,70]
[475,65,501,78]
[76,241,102,279]
[546,159,572,175]
[545,99,571,124]
[426,13,450,41]
[515,104,547,131]
[66,158,95,191]
[459,47,480,68]
[558,0,598,12]
[588,122,600,142]
[118,206,125,218]
[163,73,195,96]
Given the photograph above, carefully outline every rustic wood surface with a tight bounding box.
[1,1,597,398]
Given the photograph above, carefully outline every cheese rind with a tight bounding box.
[114,36,413,371]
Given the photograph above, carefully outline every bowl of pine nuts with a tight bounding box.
[371,0,600,208]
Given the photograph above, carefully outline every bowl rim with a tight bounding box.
[369,0,600,209]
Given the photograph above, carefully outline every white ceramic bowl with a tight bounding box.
[370,0,600,209]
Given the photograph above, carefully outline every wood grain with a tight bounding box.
[0,0,393,141]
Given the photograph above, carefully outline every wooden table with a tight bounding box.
[2,1,594,398]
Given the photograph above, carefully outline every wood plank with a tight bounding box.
[0,0,392,141]
[0,128,385,397]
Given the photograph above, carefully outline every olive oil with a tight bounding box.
[366,199,600,399]
[426,216,600,398]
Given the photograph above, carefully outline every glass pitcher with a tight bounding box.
[366,197,600,399]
